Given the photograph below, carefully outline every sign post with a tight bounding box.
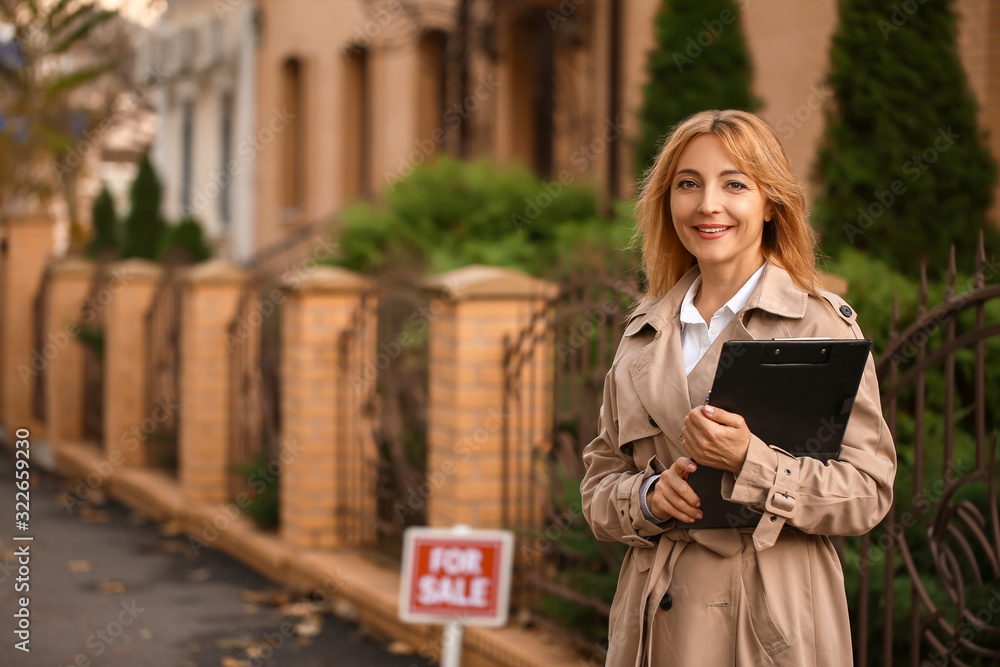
[399,525,514,667]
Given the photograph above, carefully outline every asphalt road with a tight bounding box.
[0,447,435,667]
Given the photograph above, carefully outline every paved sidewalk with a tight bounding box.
[0,453,434,667]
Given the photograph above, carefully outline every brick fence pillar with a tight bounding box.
[45,258,95,445]
[179,260,246,505]
[0,215,55,434]
[104,259,162,467]
[280,266,377,549]
[423,265,557,529]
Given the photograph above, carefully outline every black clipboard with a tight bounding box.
[686,338,872,529]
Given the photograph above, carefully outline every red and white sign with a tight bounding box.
[399,526,513,627]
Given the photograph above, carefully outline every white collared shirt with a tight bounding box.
[639,261,767,524]
[679,262,766,375]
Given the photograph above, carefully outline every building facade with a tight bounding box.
[248,0,1000,256]
[137,0,257,262]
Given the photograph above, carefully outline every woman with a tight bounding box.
[581,109,896,666]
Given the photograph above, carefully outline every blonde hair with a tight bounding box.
[633,109,821,303]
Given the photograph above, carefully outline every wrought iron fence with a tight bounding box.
[30,263,52,424]
[81,256,115,444]
[143,247,195,472]
[501,263,642,641]
[855,236,1000,667]
[335,289,380,546]
[353,271,431,556]
[227,219,334,518]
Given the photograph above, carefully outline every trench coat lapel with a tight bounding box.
[626,261,805,456]
[627,270,697,458]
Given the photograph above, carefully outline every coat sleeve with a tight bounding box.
[581,368,677,548]
[720,317,896,548]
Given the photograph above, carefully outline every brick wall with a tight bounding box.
[253,0,1000,252]
[0,216,55,435]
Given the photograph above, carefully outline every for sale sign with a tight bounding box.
[399,526,514,627]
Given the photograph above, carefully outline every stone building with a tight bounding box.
[135,0,257,262]
[240,0,1000,254]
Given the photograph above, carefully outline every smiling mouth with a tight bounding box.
[694,226,732,233]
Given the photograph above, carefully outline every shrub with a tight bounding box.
[156,215,212,263]
[120,154,168,260]
[332,157,636,279]
[87,158,212,264]
[634,0,759,177]
[86,187,119,260]
[812,0,998,277]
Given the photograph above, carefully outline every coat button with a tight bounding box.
[840,305,853,317]
[659,592,672,611]
[770,514,778,522]
[648,416,657,427]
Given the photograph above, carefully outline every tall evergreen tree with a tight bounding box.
[634,0,759,177]
[86,186,119,260]
[156,215,212,263]
[121,154,167,260]
[812,0,998,275]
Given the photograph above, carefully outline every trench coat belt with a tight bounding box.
[634,527,773,667]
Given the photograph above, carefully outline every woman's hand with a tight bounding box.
[647,456,702,523]
[681,405,751,475]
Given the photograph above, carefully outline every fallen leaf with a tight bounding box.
[387,640,415,655]
[214,636,255,651]
[80,506,109,524]
[159,520,184,536]
[99,580,130,594]
[279,601,320,618]
[294,614,322,638]
[328,598,359,622]
[240,588,290,607]
[68,560,92,573]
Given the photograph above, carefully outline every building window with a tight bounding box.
[417,30,447,157]
[181,99,194,214]
[219,92,233,226]
[509,10,554,178]
[281,57,304,218]
[343,46,370,200]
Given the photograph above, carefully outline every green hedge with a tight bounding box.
[825,247,1000,665]
[330,157,636,278]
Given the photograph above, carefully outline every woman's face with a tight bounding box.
[669,134,773,273]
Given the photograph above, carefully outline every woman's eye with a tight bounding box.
[726,181,748,191]
[677,179,697,189]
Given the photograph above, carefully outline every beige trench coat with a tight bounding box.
[581,262,896,667]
